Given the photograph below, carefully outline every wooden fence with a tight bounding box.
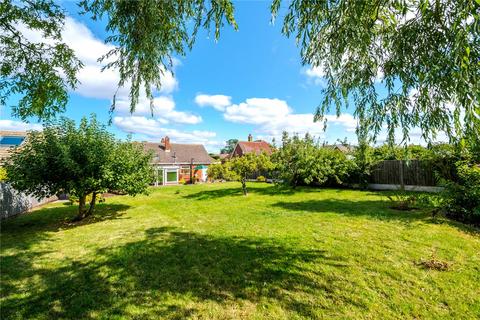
[369,160,437,186]
[0,183,57,219]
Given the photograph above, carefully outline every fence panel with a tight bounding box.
[1,183,57,219]
[369,160,437,186]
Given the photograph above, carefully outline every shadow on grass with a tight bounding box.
[271,199,423,221]
[271,199,480,234]
[183,184,313,200]
[1,227,355,319]
[0,203,131,252]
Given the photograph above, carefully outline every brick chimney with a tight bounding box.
[163,136,171,152]
[248,133,253,142]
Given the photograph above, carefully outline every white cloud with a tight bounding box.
[305,66,326,78]
[0,120,42,132]
[19,17,178,100]
[195,94,232,111]
[112,116,221,151]
[222,97,357,142]
[114,95,201,125]
[375,127,449,146]
[224,98,291,124]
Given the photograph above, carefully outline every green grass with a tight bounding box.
[1,183,479,319]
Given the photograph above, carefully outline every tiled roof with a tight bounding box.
[0,131,27,137]
[236,141,272,155]
[141,142,214,165]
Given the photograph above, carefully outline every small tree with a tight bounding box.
[5,116,153,220]
[229,153,273,195]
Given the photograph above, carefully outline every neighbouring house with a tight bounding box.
[218,153,230,161]
[230,134,272,157]
[141,136,215,186]
[333,144,356,154]
[324,143,356,160]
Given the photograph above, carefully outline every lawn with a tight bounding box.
[1,182,479,319]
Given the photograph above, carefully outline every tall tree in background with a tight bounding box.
[272,0,479,147]
[220,139,239,154]
[4,116,153,220]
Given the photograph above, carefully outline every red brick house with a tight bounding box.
[141,136,214,185]
[230,134,272,157]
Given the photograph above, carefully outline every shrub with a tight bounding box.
[272,132,355,187]
[440,162,480,225]
[256,175,266,182]
[208,163,224,181]
[386,192,418,211]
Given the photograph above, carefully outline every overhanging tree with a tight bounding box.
[4,115,153,220]
[271,0,479,147]
[1,0,237,120]
[0,0,83,120]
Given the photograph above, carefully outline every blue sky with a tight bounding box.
[2,1,425,152]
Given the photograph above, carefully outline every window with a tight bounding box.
[158,169,164,184]
[166,170,177,182]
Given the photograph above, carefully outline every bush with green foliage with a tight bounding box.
[273,132,355,188]
[440,162,480,226]
[256,175,266,182]
[207,163,232,181]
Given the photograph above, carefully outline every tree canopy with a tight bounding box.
[1,0,237,120]
[272,0,479,146]
[4,115,153,220]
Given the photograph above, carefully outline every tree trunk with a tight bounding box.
[86,191,97,216]
[241,177,248,196]
[74,194,87,221]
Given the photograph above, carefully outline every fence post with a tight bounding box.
[399,160,405,191]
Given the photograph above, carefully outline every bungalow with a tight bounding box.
[230,134,272,157]
[141,136,215,186]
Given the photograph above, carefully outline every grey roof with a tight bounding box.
[141,142,214,165]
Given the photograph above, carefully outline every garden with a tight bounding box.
[1,182,479,319]
[2,2,479,318]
